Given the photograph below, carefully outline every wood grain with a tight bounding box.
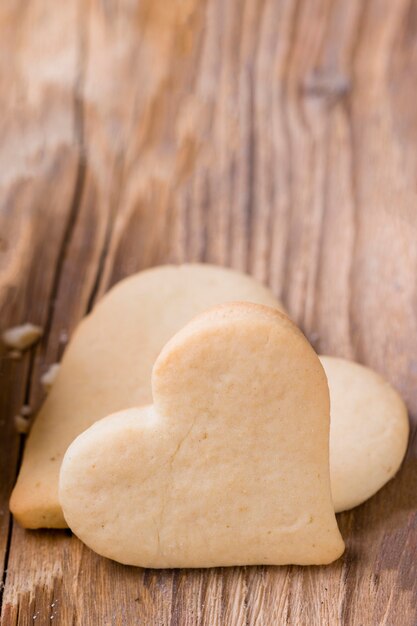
[1,0,416,624]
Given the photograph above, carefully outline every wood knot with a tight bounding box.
[302,69,351,101]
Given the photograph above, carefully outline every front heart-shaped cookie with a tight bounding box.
[59,303,344,567]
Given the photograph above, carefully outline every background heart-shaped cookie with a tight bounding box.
[10,264,284,528]
[59,303,344,568]
[321,356,409,512]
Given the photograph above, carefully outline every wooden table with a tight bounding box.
[1,0,416,624]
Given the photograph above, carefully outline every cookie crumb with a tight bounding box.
[2,323,43,351]
[14,414,30,434]
[9,349,22,360]
[41,363,60,391]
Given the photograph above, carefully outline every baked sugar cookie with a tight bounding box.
[320,356,409,512]
[59,303,344,568]
[10,265,284,528]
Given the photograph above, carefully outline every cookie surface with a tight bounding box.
[60,303,344,568]
[321,356,409,512]
[10,264,284,528]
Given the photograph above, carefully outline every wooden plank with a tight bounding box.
[0,0,81,603]
[1,0,417,624]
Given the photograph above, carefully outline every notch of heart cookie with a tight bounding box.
[59,302,344,568]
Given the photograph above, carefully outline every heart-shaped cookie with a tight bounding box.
[10,264,284,528]
[321,356,409,512]
[59,303,344,567]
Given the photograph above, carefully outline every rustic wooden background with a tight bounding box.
[1,0,416,624]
